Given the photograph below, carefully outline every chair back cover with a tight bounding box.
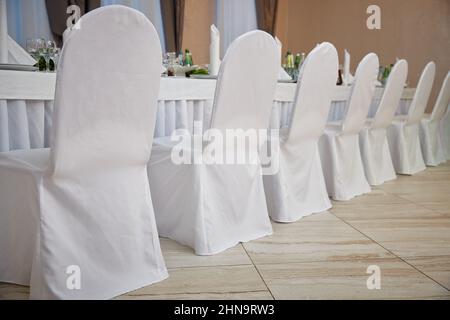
[372,59,408,129]
[430,71,450,121]
[406,61,436,124]
[210,30,279,136]
[49,6,162,175]
[342,53,379,134]
[286,42,338,143]
[28,6,168,299]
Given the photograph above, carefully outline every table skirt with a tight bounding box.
[0,98,411,152]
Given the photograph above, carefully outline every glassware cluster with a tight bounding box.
[283,51,305,81]
[26,38,61,72]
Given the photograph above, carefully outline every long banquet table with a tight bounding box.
[0,70,416,152]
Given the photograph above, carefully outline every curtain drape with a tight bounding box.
[6,0,54,48]
[45,0,100,46]
[101,0,166,52]
[215,0,258,57]
[160,0,184,53]
[255,0,278,35]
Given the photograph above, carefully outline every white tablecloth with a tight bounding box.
[0,70,415,152]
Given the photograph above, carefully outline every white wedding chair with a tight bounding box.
[359,60,408,185]
[0,6,168,299]
[263,42,338,222]
[420,71,450,166]
[387,62,436,174]
[148,31,279,255]
[319,53,379,201]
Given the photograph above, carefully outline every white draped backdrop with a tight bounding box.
[6,0,261,60]
[101,0,166,52]
[6,0,54,47]
[215,0,258,57]
[6,0,165,52]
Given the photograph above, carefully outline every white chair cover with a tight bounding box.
[420,71,450,166]
[359,60,408,185]
[387,62,436,174]
[263,42,338,222]
[319,53,379,201]
[0,6,168,299]
[148,31,279,255]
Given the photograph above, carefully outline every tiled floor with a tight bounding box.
[1,163,450,300]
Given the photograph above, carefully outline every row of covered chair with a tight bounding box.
[0,6,448,299]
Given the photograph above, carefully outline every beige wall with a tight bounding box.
[181,0,449,111]
[182,0,214,65]
[280,0,450,112]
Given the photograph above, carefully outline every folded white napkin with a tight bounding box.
[275,37,292,80]
[209,24,221,76]
[0,0,8,63]
[7,36,36,65]
[343,49,354,85]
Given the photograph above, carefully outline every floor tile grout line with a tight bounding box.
[240,243,276,300]
[330,211,450,292]
[123,289,271,298]
[386,190,450,215]
[166,263,253,271]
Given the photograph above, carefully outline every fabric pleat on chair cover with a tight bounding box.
[148,30,279,255]
[359,60,408,185]
[319,53,379,201]
[419,71,450,166]
[387,62,436,175]
[0,6,168,299]
[442,106,450,161]
[263,42,338,222]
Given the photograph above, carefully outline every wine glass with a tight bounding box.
[164,52,177,76]
[26,39,38,59]
[36,38,46,56]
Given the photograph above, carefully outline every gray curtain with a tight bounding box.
[255,0,278,35]
[45,0,100,46]
[160,0,185,53]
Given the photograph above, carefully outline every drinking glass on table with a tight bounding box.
[163,52,177,76]
[36,38,46,55]
[26,39,38,59]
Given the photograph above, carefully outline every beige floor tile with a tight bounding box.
[257,258,449,300]
[404,255,450,290]
[346,218,450,258]
[378,169,450,213]
[160,239,252,269]
[0,283,29,300]
[116,291,273,300]
[119,265,268,299]
[244,212,393,265]
[331,190,449,221]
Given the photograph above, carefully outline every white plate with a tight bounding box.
[0,64,38,71]
[278,79,296,83]
[189,74,217,80]
[0,64,38,72]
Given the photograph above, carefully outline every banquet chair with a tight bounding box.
[419,71,450,166]
[359,60,408,185]
[0,6,168,299]
[387,62,436,174]
[148,31,279,255]
[318,53,379,201]
[263,42,338,222]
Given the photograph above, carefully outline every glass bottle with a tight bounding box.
[184,49,193,67]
